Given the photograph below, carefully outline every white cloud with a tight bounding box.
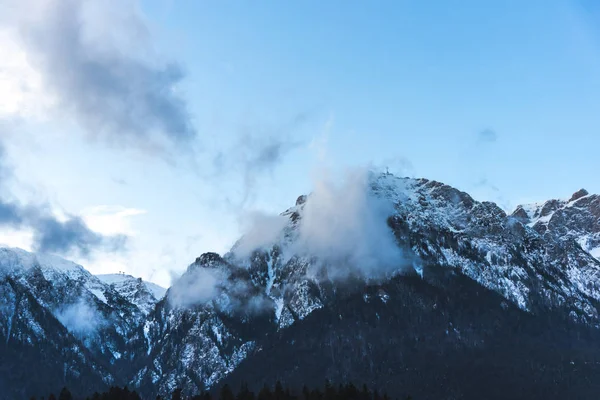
[81,205,146,236]
[231,166,407,283]
[168,266,224,308]
[233,211,288,259]
[293,168,405,281]
[0,0,195,154]
[0,30,54,118]
[0,227,34,251]
[56,299,104,336]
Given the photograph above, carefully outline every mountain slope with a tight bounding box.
[224,266,600,400]
[133,172,600,398]
[4,172,600,399]
[0,247,159,399]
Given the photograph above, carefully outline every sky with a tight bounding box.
[0,0,599,287]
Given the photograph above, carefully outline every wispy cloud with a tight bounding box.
[56,299,105,336]
[213,112,309,205]
[477,128,498,143]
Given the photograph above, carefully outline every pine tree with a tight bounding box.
[274,381,285,400]
[302,386,310,400]
[324,380,336,400]
[257,384,273,400]
[236,383,255,400]
[58,388,73,400]
[171,388,183,400]
[220,384,235,400]
[360,385,370,400]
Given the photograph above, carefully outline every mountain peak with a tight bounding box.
[96,273,166,308]
[193,252,227,268]
[570,188,589,202]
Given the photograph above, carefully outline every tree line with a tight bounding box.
[34,381,408,400]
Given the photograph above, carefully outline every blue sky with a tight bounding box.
[0,0,599,286]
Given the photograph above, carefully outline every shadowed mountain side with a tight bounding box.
[223,266,600,400]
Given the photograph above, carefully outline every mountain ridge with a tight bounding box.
[2,172,600,399]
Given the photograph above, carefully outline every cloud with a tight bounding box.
[2,0,196,155]
[478,128,498,143]
[80,205,146,236]
[56,299,104,336]
[233,212,289,259]
[232,167,407,282]
[31,215,127,256]
[213,112,309,205]
[0,145,128,257]
[292,168,405,281]
[240,133,302,173]
[111,177,128,186]
[171,167,408,310]
[168,255,271,312]
[0,201,23,226]
[168,266,224,308]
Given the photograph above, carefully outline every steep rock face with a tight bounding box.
[512,189,600,260]
[133,253,273,397]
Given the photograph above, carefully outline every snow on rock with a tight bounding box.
[0,246,154,372]
[97,273,166,315]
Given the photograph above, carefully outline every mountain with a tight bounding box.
[512,188,600,261]
[97,273,166,315]
[133,173,600,399]
[3,172,600,399]
[0,247,163,399]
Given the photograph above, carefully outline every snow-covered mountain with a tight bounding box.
[0,247,164,399]
[3,172,600,399]
[133,172,600,397]
[97,273,166,315]
[512,188,600,261]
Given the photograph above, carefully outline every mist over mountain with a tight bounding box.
[2,171,600,399]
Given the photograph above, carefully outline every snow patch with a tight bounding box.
[89,288,107,304]
[274,297,284,321]
[265,254,275,296]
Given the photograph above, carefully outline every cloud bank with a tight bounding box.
[3,0,195,154]
[293,168,404,280]
[233,212,289,259]
[233,167,406,282]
